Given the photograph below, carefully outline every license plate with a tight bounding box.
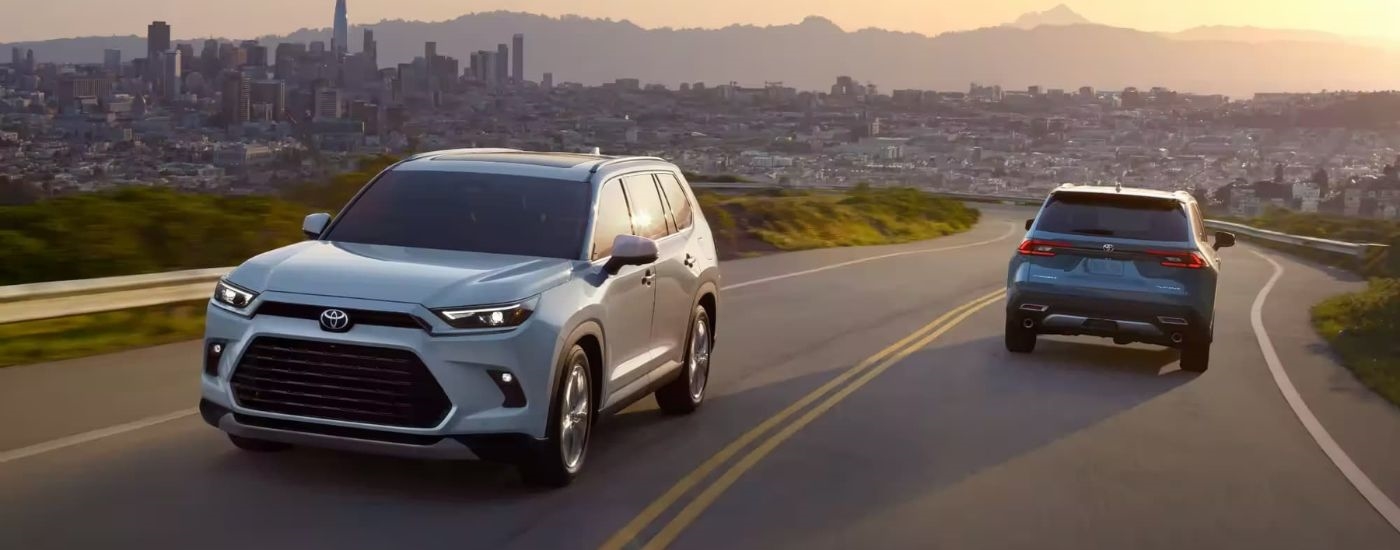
[1086,258,1124,276]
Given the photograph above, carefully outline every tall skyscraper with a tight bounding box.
[242,41,268,67]
[10,48,21,68]
[363,29,377,67]
[147,21,171,60]
[103,49,122,73]
[332,0,349,55]
[542,72,553,90]
[24,50,34,74]
[496,43,509,85]
[222,71,251,126]
[176,44,195,72]
[162,49,182,100]
[512,34,524,84]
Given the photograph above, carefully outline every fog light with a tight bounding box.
[488,370,526,408]
[204,340,227,377]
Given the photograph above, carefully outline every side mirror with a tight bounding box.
[303,212,331,239]
[1024,218,1035,231]
[1213,231,1236,250]
[604,234,659,274]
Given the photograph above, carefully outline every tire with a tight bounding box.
[1180,341,1210,373]
[1005,318,1037,353]
[520,345,593,487]
[656,306,712,415]
[227,434,291,452]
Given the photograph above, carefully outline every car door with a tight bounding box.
[650,172,705,367]
[592,177,657,395]
[619,174,689,371]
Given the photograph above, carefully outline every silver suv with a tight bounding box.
[198,149,721,486]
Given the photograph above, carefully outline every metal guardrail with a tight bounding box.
[0,268,232,325]
[0,188,1387,325]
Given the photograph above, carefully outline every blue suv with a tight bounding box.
[1006,184,1235,372]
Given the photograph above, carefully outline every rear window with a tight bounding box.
[1036,193,1190,242]
[325,170,590,259]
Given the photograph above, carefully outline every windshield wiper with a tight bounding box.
[1067,228,1116,236]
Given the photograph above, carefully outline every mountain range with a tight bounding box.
[4,7,1399,97]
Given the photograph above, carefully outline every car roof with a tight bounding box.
[1051,183,1192,203]
[393,149,677,181]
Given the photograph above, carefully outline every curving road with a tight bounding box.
[2,205,1399,550]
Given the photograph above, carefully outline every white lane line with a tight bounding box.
[723,221,1018,291]
[0,408,196,465]
[1248,250,1400,533]
[0,221,1018,465]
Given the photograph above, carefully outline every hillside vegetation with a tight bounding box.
[698,186,980,258]
[1313,279,1400,407]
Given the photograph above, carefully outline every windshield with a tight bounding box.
[1036,193,1191,242]
[324,170,590,259]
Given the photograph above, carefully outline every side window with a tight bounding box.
[622,175,669,239]
[590,179,633,260]
[656,173,694,230]
[1189,203,1207,240]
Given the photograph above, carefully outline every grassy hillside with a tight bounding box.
[698,186,980,258]
[1312,279,1400,407]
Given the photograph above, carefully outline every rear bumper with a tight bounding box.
[1007,287,1210,346]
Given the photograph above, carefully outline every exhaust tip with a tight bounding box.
[1171,332,1185,344]
[1019,304,1049,312]
[1022,318,1036,329]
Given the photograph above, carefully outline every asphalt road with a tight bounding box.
[2,205,1398,550]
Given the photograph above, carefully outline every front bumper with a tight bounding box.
[1008,286,1210,346]
[201,291,565,458]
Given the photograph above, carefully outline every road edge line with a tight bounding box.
[1248,249,1400,533]
[0,408,197,465]
[597,289,1006,550]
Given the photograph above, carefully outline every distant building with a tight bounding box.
[363,29,378,66]
[496,43,510,84]
[147,21,171,81]
[9,48,20,68]
[314,86,342,119]
[615,78,641,91]
[512,33,525,83]
[243,42,268,67]
[250,80,287,121]
[542,72,553,90]
[221,71,251,126]
[161,48,182,100]
[103,49,122,73]
[332,0,349,55]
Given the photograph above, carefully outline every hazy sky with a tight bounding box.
[2,0,1398,42]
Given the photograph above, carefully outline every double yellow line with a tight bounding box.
[599,288,1008,550]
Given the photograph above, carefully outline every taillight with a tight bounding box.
[1149,250,1206,269]
[1017,239,1069,257]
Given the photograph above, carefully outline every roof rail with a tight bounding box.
[589,156,668,174]
[406,148,523,161]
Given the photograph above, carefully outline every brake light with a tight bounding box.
[1017,239,1069,257]
[1148,250,1206,269]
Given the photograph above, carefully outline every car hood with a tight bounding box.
[229,241,577,306]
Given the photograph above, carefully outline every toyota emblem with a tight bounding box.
[319,309,352,332]
[1102,244,1115,252]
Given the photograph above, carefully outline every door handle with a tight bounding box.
[684,254,697,268]
[641,270,656,286]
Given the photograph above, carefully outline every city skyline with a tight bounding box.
[3,1,1399,44]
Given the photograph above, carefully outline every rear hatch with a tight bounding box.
[1019,191,1209,304]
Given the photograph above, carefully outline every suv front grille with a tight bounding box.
[254,302,430,331]
[230,337,451,429]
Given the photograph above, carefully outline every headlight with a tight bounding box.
[212,280,258,311]
[433,297,537,330]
